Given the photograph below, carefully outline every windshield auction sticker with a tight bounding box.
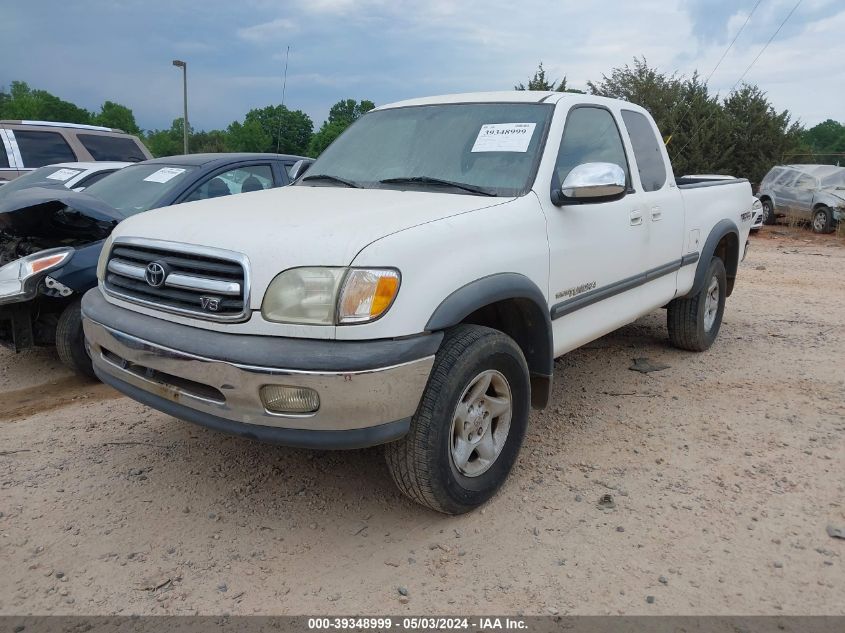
[46,168,82,181]
[143,167,186,183]
[471,122,536,152]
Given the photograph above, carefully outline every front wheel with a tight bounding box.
[761,199,776,225]
[56,300,96,378]
[667,257,726,352]
[812,207,833,234]
[384,325,530,514]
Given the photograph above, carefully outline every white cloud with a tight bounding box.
[237,18,298,43]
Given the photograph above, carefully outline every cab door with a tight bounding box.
[539,105,649,356]
[788,172,817,220]
[620,109,686,308]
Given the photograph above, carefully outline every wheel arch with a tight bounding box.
[425,273,553,409]
[685,219,740,298]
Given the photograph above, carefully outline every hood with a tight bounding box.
[112,185,512,301]
[820,186,845,204]
[0,186,121,243]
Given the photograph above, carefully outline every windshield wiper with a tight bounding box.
[301,174,361,188]
[379,176,496,197]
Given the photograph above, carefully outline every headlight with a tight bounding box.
[0,248,73,299]
[97,234,115,281]
[752,199,762,211]
[262,267,400,325]
[262,267,347,324]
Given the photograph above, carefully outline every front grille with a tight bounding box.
[103,240,248,321]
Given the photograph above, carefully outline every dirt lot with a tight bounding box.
[1,226,843,616]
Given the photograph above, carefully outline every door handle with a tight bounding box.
[630,210,643,226]
[651,206,662,221]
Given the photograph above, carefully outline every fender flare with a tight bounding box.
[425,273,554,407]
[685,219,740,298]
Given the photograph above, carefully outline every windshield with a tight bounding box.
[0,165,84,200]
[300,103,553,197]
[820,169,845,188]
[84,163,197,216]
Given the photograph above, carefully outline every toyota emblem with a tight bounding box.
[144,262,167,288]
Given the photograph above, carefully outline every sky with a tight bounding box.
[2,0,843,132]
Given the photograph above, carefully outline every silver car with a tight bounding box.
[757,164,845,233]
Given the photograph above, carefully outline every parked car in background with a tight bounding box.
[680,174,762,232]
[0,162,130,201]
[757,164,845,233]
[82,92,752,514]
[750,198,763,232]
[0,120,151,184]
[0,152,309,376]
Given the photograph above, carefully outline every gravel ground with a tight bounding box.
[0,226,843,616]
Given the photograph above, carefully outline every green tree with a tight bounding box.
[721,84,804,185]
[93,101,141,135]
[307,98,374,157]
[144,118,189,157]
[0,81,92,123]
[586,58,805,184]
[226,119,271,153]
[191,129,229,153]
[515,62,582,93]
[225,105,313,155]
[802,119,845,164]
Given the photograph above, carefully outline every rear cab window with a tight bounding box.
[621,110,667,191]
[14,130,77,167]
[77,134,148,162]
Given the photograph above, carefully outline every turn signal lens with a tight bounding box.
[260,385,320,414]
[30,253,70,274]
[338,269,400,324]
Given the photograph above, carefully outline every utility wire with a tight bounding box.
[703,0,764,86]
[672,0,802,161]
[275,45,290,153]
[666,0,763,147]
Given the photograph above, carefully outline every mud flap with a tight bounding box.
[0,303,34,352]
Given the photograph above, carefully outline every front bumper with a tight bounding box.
[82,288,440,449]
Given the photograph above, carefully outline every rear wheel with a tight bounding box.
[761,199,776,225]
[812,206,833,234]
[667,257,726,352]
[56,300,95,379]
[384,325,530,514]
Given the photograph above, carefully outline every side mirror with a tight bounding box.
[552,162,627,205]
[289,159,314,182]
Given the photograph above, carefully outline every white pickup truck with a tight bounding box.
[82,92,752,514]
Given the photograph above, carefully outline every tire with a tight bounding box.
[56,300,96,379]
[812,206,833,234]
[761,199,776,225]
[384,325,530,515]
[667,257,726,352]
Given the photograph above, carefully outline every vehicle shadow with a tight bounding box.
[94,310,675,525]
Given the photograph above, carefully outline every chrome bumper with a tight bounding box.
[84,318,434,433]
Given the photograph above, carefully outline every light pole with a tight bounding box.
[172,59,189,154]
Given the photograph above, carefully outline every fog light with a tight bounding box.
[260,385,320,414]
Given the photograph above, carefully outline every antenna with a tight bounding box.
[276,45,290,153]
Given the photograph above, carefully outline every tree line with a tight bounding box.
[3,58,844,185]
[517,59,843,185]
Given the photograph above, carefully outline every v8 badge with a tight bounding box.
[200,296,221,312]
